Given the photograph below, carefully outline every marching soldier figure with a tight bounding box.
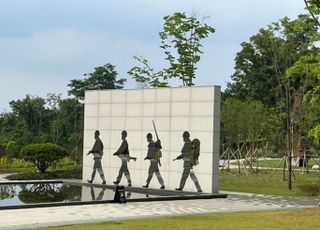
[174,131,202,192]
[87,130,106,184]
[143,133,165,189]
[113,130,135,187]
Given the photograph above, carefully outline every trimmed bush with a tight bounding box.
[20,143,68,173]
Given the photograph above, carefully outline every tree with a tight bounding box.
[128,12,215,87]
[68,63,126,100]
[20,143,68,173]
[304,0,320,26]
[225,15,319,108]
[160,12,215,86]
[128,56,168,88]
[287,55,320,144]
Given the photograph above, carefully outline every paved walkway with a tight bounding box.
[0,190,318,229]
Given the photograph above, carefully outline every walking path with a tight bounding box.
[0,190,318,229]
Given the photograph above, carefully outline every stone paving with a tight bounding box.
[0,190,318,230]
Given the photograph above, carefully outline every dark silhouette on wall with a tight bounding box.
[143,133,165,189]
[174,131,202,192]
[87,130,106,184]
[113,130,136,186]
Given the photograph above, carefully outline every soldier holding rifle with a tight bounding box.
[113,130,136,187]
[143,121,165,189]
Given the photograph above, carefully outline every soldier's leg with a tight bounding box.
[91,168,96,181]
[97,168,106,181]
[154,163,164,186]
[146,162,154,184]
[123,161,131,185]
[95,160,106,182]
[116,163,125,183]
[190,169,202,192]
[178,167,190,190]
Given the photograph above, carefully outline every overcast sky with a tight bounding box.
[0,0,307,111]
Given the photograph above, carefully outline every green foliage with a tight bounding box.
[221,98,279,150]
[160,12,215,86]
[304,0,320,26]
[225,15,319,108]
[68,63,126,100]
[20,143,68,173]
[129,12,215,87]
[128,56,168,87]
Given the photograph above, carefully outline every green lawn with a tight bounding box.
[220,169,320,196]
[230,158,318,169]
[34,208,320,230]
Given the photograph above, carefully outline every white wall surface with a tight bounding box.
[82,86,221,193]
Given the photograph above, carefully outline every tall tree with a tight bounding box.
[128,12,215,87]
[68,63,126,100]
[160,12,215,86]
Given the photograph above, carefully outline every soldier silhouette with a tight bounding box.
[143,133,165,189]
[113,130,135,187]
[174,131,202,192]
[87,130,106,184]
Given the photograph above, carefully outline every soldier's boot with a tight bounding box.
[175,187,183,191]
[125,172,131,186]
[142,183,149,188]
[113,180,120,185]
[102,180,106,185]
[160,184,165,189]
[87,180,93,184]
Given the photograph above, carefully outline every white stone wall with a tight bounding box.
[82,86,221,193]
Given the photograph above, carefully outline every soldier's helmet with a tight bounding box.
[182,131,190,138]
[95,130,100,136]
[122,130,127,137]
[146,133,152,139]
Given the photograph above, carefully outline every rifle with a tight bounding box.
[152,120,162,166]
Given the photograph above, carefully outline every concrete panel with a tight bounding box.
[99,90,112,104]
[190,102,214,117]
[171,87,191,101]
[170,117,190,131]
[85,91,99,104]
[143,89,156,102]
[111,104,126,117]
[98,104,111,117]
[156,88,171,102]
[191,87,214,102]
[111,90,126,103]
[155,103,171,116]
[171,102,190,117]
[143,103,156,117]
[127,90,143,103]
[84,104,99,117]
[190,117,213,132]
[127,103,142,117]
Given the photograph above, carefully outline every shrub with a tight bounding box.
[20,143,68,173]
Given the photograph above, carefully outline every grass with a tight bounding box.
[231,158,318,169]
[34,208,320,230]
[220,169,320,196]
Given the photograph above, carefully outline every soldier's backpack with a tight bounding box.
[155,139,162,165]
[189,139,200,166]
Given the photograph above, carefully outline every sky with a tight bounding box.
[0,0,307,112]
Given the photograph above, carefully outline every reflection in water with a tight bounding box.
[0,185,16,200]
[17,183,82,204]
